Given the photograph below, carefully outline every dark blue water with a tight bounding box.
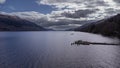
[0,31,120,68]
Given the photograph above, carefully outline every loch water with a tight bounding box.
[0,31,120,68]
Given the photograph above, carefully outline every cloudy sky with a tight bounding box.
[0,0,120,30]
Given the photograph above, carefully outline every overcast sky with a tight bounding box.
[0,0,120,30]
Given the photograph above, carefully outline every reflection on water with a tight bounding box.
[0,31,120,68]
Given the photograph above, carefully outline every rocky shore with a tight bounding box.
[71,40,120,45]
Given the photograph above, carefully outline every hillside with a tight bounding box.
[0,14,46,31]
[74,14,120,38]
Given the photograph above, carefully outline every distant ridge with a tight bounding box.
[0,14,46,31]
[74,14,120,38]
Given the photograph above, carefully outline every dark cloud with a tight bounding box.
[86,0,108,7]
[113,0,120,3]
[1,11,98,30]
[39,19,95,29]
[85,1,108,8]
[61,9,96,18]
[105,8,116,14]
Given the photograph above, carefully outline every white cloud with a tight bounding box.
[1,11,94,30]
[37,0,113,9]
[36,0,120,20]
[0,0,6,4]
[9,0,119,30]
[4,11,50,22]
[0,0,119,30]
[1,0,120,30]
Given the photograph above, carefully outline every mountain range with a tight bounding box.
[74,14,120,38]
[0,13,120,38]
[0,14,46,31]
